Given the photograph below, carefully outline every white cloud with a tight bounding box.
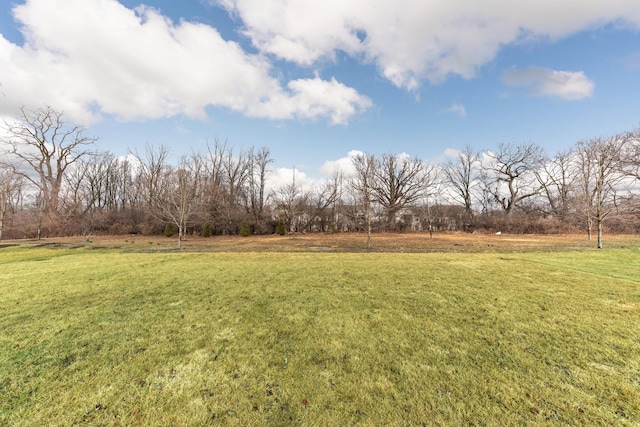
[441,103,467,117]
[0,0,371,125]
[503,67,594,100]
[218,0,640,89]
[318,150,364,176]
[247,77,372,125]
[268,166,316,194]
[443,148,461,158]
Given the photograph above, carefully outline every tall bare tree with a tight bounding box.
[575,135,629,248]
[535,149,576,221]
[485,142,546,215]
[245,146,273,232]
[443,145,479,223]
[0,164,23,241]
[205,139,250,234]
[64,151,115,215]
[350,153,377,248]
[420,163,442,238]
[135,143,170,210]
[301,171,343,232]
[272,168,307,236]
[621,130,640,181]
[1,106,97,214]
[372,153,424,231]
[153,155,204,247]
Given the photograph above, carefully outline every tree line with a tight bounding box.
[1,106,639,247]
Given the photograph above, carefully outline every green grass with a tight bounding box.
[1,245,639,426]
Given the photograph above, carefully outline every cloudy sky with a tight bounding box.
[1,0,639,181]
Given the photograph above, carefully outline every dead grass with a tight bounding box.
[17,231,640,253]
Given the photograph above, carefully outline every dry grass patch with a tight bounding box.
[18,231,640,253]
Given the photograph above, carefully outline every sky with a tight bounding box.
[1,0,639,184]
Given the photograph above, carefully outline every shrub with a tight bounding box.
[276,219,286,236]
[164,223,175,237]
[202,222,212,238]
[240,220,251,237]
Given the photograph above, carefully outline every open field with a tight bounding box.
[1,233,639,425]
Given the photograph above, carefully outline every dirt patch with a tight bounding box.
[7,232,639,253]
[33,242,87,250]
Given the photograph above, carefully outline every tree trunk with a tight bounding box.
[427,202,433,239]
[597,220,603,249]
[36,212,42,240]
[366,210,371,249]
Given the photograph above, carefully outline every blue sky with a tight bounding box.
[1,0,639,183]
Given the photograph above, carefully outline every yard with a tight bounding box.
[1,233,639,425]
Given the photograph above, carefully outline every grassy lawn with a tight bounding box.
[1,236,639,425]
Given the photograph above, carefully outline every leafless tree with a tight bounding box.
[372,153,424,231]
[1,106,97,214]
[205,139,250,234]
[116,156,142,211]
[272,168,307,236]
[134,143,170,210]
[420,163,443,238]
[350,153,377,248]
[535,149,576,221]
[485,142,546,215]
[442,145,479,223]
[64,151,116,216]
[575,135,629,248]
[301,171,343,232]
[245,147,273,232]
[621,130,640,181]
[153,155,204,247]
[475,167,498,220]
[0,163,23,241]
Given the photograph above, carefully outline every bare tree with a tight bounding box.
[535,149,576,221]
[115,156,141,211]
[301,171,343,232]
[64,151,115,216]
[485,142,546,215]
[205,139,250,234]
[575,135,629,248]
[350,153,377,248]
[154,155,204,247]
[420,163,443,238]
[2,106,97,214]
[476,167,498,220]
[222,144,250,233]
[442,145,479,223]
[621,130,640,181]
[272,168,307,236]
[372,153,424,231]
[135,143,170,210]
[245,146,273,232]
[0,163,23,241]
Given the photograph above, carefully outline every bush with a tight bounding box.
[276,219,286,236]
[202,222,212,238]
[164,223,175,237]
[240,220,251,237]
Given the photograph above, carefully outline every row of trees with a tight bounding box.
[1,106,639,247]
